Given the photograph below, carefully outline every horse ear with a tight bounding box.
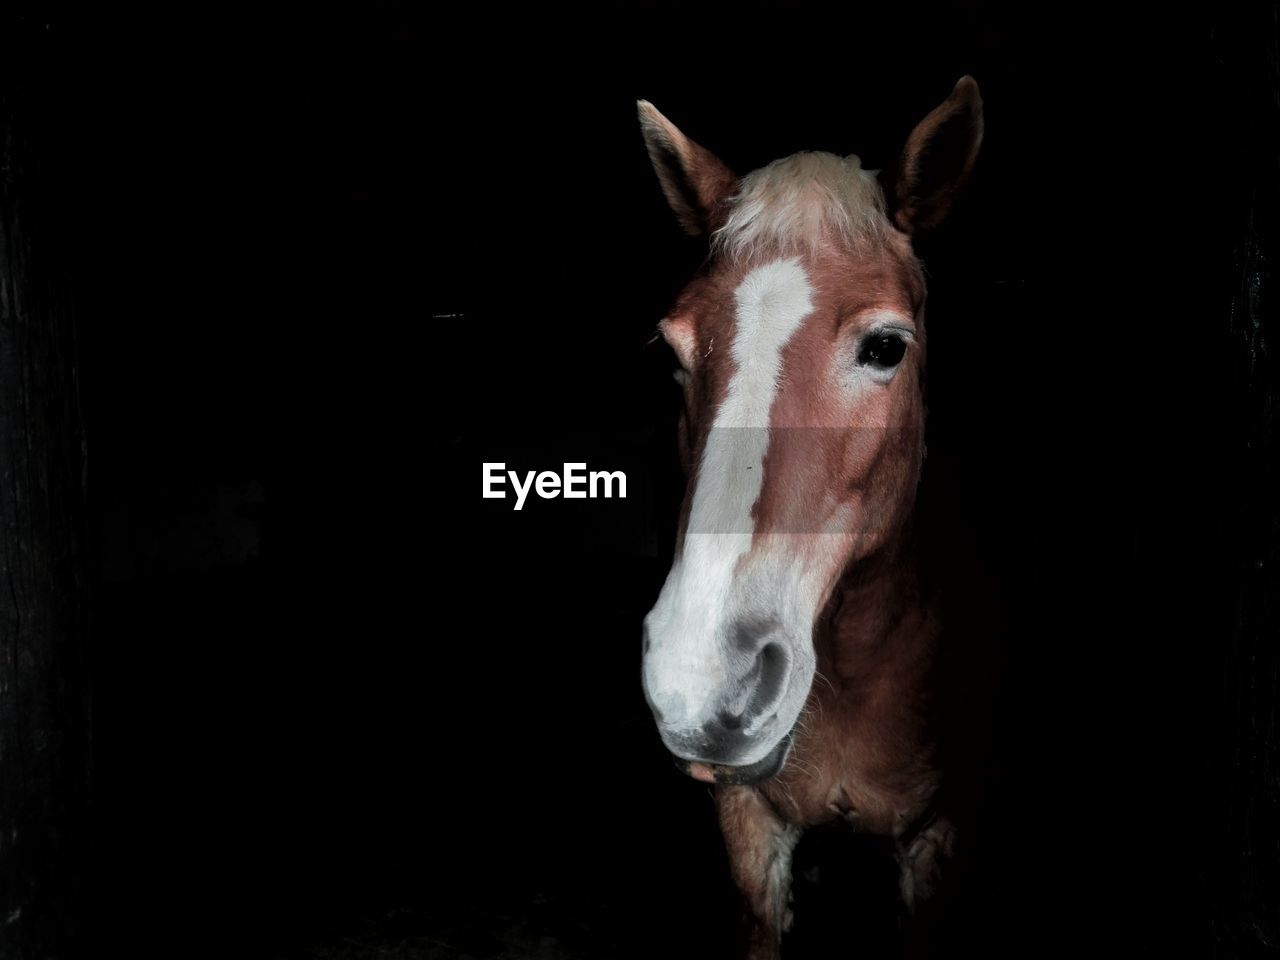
[637,100,737,237]
[889,76,984,234]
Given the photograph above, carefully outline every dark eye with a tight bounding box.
[857,332,908,370]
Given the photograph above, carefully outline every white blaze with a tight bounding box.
[644,258,813,735]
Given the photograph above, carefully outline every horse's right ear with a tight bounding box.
[888,76,984,235]
[637,101,737,237]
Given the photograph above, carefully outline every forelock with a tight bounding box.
[711,152,891,261]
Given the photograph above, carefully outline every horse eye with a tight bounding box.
[857,332,908,370]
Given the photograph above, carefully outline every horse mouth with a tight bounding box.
[672,731,794,786]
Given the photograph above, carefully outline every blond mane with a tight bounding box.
[711,152,890,260]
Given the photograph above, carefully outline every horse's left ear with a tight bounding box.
[637,100,737,236]
[888,76,984,234]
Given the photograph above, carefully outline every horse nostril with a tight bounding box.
[733,616,781,653]
[744,642,789,725]
[697,642,791,761]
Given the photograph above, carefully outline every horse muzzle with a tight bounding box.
[671,729,794,785]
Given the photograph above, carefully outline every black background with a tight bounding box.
[4,2,1277,957]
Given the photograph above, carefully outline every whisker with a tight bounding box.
[814,669,838,697]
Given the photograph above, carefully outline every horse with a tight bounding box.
[637,77,984,957]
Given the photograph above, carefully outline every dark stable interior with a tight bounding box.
[3,3,1277,958]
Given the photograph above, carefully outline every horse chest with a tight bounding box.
[764,721,925,836]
